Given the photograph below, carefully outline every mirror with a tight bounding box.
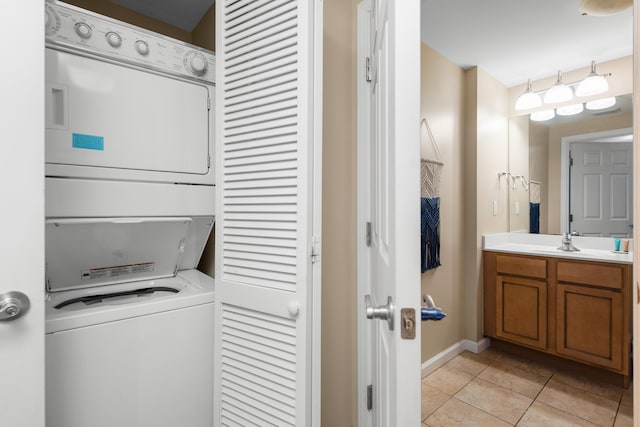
[508,94,633,236]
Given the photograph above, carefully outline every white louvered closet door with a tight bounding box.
[215,1,322,426]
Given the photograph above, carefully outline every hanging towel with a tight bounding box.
[421,196,441,272]
[529,203,540,234]
[529,181,541,234]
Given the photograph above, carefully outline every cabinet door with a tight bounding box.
[556,284,623,371]
[496,276,547,350]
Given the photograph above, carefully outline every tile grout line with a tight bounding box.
[512,369,557,426]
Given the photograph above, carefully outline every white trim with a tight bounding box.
[421,338,491,378]
[560,127,633,233]
[356,1,373,426]
[311,1,323,426]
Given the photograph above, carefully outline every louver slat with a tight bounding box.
[223,242,296,257]
[225,46,298,85]
[226,9,298,55]
[225,97,297,122]
[225,145,297,164]
[221,304,297,426]
[225,0,294,37]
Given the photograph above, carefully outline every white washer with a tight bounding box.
[45,217,215,427]
[46,273,214,427]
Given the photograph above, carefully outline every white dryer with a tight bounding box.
[43,2,217,426]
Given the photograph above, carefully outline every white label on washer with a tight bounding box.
[81,262,155,280]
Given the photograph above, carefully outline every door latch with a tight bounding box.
[400,308,416,339]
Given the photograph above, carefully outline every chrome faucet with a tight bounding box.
[558,231,580,252]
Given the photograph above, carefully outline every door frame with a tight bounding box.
[560,127,633,233]
[633,0,639,418]
[0,1,45,425]
[356,1,373,426]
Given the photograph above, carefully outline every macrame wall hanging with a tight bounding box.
[420,118,444,273]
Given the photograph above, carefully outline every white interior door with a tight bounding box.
[214,1,322,426]
[358,0,421,426]
[570,141,633,237]
[0,1,45,426]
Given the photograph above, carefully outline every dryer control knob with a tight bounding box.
[75,22,92,39]
[106,31,122,48]
[135,40,150,56]
[185,52,208,76]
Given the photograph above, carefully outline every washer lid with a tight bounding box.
[46,217,192,292]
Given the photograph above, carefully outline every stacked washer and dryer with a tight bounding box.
[44,2,216,426]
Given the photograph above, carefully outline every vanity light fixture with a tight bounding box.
[516,61,612,111]
[530,109,555,121]
[515,79,542,110]
[585,96,616,110]
[575,61,609,97]
[557,103,584,116]
[544,70,574,104]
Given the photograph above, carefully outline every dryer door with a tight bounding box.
[45,49,212,184]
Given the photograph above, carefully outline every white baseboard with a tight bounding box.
[421,337,491,378]
[462,336,491,354]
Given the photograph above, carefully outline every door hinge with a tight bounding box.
[311,236,321,263]
[365,57,372,82]
[367,384,373,411]
[365,222,372,247]
[207,95,211,110]
[570,156,573,167]
[569,213,573,222]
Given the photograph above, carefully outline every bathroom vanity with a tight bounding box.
[483,233,632,386]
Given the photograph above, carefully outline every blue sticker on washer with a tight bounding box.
[72,133,104,151]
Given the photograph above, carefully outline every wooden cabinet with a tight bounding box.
[556,283,623,370]
[484,251,631,381]
[496,275,547,350]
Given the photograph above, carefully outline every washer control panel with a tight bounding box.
[45,1,215,84]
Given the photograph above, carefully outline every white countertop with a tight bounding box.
[483,233,633,264]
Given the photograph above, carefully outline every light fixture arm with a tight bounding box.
[555,70,563,84]
[522,60,611,97]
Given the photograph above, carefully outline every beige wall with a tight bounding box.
[321,0,359,425]
[420,44,466,360]
[464,67,510,341]
[546,112,634,233]
[192,5,216,51]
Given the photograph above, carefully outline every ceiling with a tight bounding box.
[111,0,214,31]
[111,0,632,89]
[420,0,633,88]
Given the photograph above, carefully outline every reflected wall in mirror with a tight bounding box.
[508,94,633,237]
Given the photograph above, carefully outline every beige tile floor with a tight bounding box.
[422,348,633,427]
